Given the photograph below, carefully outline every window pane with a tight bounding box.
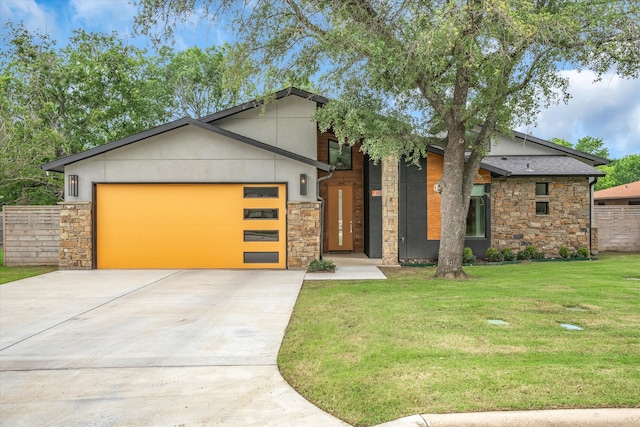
[244,187,279,198]
[244,252,279,263]
[536,202,549,215]
[329,140,352,170]
[466,187,486,238]
[535,183,548,196]
[244,230,279,242]
[244,209,279,219]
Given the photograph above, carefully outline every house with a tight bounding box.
[41,87,608,269]
[594,181,640,205]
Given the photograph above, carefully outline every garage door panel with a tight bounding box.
[96,184,286,269]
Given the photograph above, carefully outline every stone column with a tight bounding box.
[287,201,321,268]
[59,202,93,270]
[381,155,399,266]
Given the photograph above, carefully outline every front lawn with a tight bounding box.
[0,249,58,284]
[279,253,640,426]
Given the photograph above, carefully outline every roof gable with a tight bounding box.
[199,87,328,123]
[41,117,333,173]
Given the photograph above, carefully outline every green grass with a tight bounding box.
[278,254,640,426]
[0,249,57,284]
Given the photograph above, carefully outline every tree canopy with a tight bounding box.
[0,23,255,205]
[137,0,640,277]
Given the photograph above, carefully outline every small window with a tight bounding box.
[536,201,549,215]
[244,187,279,198]
[244,209,279,219]
[244,230,279,242]
[329,139,352,170]
[535,182,548,196]
[244,252,279,264]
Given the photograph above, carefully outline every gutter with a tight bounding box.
[589,177,598,255]
[316,168,335,260]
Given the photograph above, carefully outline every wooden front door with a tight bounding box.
[327,185,354,251]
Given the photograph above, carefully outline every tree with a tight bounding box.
[575,136,609,159]
[596,154,640,190]
[1,24,175,204]
[549,137,573,149]
[160,44,256,119]
[136,1,640,278]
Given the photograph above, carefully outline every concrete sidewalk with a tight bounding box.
[376,408,640,427]
[0,269,349,426]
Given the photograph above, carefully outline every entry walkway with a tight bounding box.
[305,253,387,280]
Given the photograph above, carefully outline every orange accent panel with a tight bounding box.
[426,153,492,240]
[427,154,443,241]
[96,184,286,269]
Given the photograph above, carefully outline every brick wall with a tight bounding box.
[287,201,321,268]
[382,155,399,265]
[59,202,93,270]
[491,177,592,256]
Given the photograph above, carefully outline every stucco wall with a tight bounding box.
[64,96,319,203]
[491,176,592,256]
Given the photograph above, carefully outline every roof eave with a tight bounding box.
[511,130,610,166]
[41,118,193,173]
[198,87,328,123]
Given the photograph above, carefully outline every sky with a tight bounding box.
[2,0,639,159]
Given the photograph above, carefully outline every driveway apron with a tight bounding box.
[0,270,348,426]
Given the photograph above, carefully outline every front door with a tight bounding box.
[327,185,354,251]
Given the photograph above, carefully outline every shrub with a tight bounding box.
[462,247,476,264]
[559,245,570,258]
[516,250,530,260]
[486,247,504,262]
[524,245,545,260]
[575,247,590,258]
[308,259,336,272]
[501,247,516,261]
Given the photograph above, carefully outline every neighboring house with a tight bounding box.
[594,181,640,205]
[41,87,607,270]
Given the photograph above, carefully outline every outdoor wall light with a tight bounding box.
[68,174,79,197]
[300,173,307,196]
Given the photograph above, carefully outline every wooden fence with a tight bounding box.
[2,206,60,266]
[594,205,640,252]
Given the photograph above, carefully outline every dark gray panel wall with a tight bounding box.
[364,158,382,258]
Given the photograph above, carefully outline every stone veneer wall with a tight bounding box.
[59,202,93,270]
[491,177,592,256]
[381,156,399,265]
[287,201,321,268]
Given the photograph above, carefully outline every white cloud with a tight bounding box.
[519,70,640,159]
[70,0,137,34]
[0,0,59,35]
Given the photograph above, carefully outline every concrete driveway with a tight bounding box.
[0,269,349,426]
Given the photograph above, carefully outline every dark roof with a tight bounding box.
[199,87,328,123]
[41,117,333,173]
[426,145,511,176]
[510,130,610,166]
[481,155,606,177]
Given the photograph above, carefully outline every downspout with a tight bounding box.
[589,177,598,255]
[317,167,335,260]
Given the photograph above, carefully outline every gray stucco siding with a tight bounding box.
[65,121,319,203]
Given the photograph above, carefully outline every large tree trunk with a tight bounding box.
[434,127,481,279]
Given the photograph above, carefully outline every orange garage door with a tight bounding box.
[96,183,287,269]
